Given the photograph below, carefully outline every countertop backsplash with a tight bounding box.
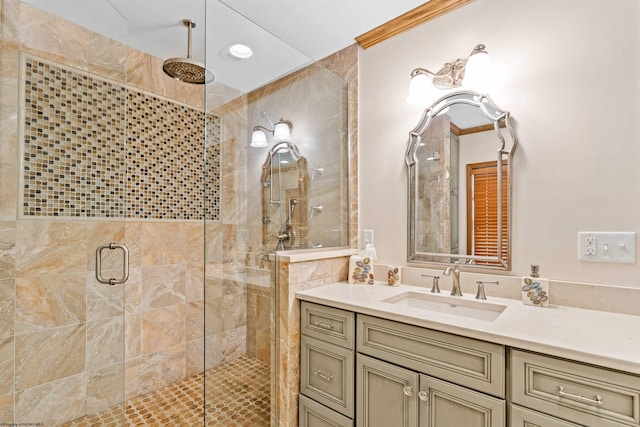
[373,264,640,317]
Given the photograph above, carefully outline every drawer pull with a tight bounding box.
[314,369,334,382]
[403,386,413,397]
[312,319,335,330]
[418,390,428,401]
[557,386,603,406]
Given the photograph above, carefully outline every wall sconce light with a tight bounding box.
[250,113,293,147]
[407,44,493,105]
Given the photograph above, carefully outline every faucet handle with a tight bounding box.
[421,274,441,293]
[475,280,499,300]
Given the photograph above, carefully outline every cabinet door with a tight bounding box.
[356,354,419,427]
[420,374,506,427]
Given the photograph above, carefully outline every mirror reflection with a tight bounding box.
[261,142,308,251]
[406,92,517,269]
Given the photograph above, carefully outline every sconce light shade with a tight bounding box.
[406,72,433,105]
[250,129,269,147]
[463,45,493,92]
[273,121,292,142]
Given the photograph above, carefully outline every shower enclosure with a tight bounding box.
[0,0,351,425]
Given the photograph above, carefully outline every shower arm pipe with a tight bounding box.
[184,19,195,59]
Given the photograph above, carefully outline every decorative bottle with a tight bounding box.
[522,265,549,307]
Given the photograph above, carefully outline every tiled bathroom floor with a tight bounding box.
[63,356,271,426]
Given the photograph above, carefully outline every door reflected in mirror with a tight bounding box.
[406,92,517,269]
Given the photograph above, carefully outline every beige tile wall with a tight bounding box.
[0,1,236,424]
[0,1,359,426]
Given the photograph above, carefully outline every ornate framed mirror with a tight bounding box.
[405,91,517,269]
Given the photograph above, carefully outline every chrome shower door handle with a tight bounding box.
[95,242,130,285]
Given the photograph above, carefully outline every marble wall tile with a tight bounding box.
[141,222,188,266]
[0,278,14,337]
[0,39,18,221]
[140,303,185,355]
[126,48,173,101]
[187,297,225,341]
[1,0,19,41]
[15,221,86,277]
[86,316,125,370]
[15,323,85,391]
[86,271,125,322]
[125,222,143,272]
[86,362,125,416]
[186,224,205,265]
[137,344,186,396]
[141,265,186,310]
[124,268,142,315]
[185,263,204,302]
[18,4,90,71]
[14,273,85,334]
[185,339,203,378]
[124,357,141,401]
[0,336,13,396]
[86,222,126,273]
[14,373,86,425]
[204,332,224,369]
[0,392,13,424]
[222,292,246,332]
[125,313,141,361]
[88,32,126,83]
[222,326,246,362]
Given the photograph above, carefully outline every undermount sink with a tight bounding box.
[382,291,506,321]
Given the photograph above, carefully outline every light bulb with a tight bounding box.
[250,129,268,148]
[464,50,493,92]
[406,72,434,105]
[273,122,291,142]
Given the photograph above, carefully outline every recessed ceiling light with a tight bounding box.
[229,44,253,59]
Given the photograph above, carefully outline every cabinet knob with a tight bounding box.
[403,386,413,397]
[418,390,428,401]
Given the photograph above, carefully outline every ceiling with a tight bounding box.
[24,0,427,93]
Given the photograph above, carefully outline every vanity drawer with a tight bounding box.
[299,395,354,427]
[510,404,582,427]
[356,314,505,397]
[301,335,355,418]
[302,302,355,349]
[511,349,640,427]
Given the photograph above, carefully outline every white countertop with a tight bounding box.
[296,282,640,375]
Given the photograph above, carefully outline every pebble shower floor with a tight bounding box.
[62,356,270,426]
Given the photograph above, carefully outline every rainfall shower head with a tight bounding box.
[163,19,214,85]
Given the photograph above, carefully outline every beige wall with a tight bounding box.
[359,0,640,288]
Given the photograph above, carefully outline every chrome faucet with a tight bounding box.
[443,261,462,296]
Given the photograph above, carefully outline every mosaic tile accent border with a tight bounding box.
[22,55,221,221]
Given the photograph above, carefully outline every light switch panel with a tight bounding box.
[578,232,637,263]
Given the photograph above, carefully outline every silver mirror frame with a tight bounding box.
[405,91,518,270]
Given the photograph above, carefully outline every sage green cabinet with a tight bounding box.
[300,302,356,425]
[509,404,582,427]
[356,353,505,427]
[300,395,354,427]
[356,353,419,427]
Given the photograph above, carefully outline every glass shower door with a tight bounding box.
[0,1,131,424]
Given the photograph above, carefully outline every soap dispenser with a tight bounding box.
[521,265,549,307]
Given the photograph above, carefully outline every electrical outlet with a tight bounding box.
[584,236,596,256]
[578,232,637,263]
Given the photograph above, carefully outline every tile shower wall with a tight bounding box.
[0,1,236,424]
[22,55,221,220]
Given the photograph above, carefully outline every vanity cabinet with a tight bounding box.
[300,302,355,427]
[356,314,505,427]
[299,300,640,427]
[511,349,640,427]
[357,353,505,427]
